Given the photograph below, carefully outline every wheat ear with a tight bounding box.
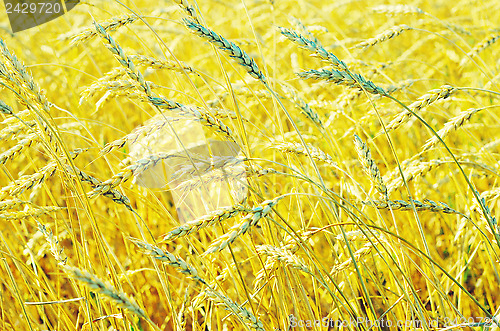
[384,85,455,132]
[372,4,425,15]
[275,142,338,167]
[161,204,250,242]
[203,198,282,255]
[256,245,311,274]
[183,18,266,82]
[353,135,388,199]
[355,25,412,48]
[37,222,68,265]
[422,107,483,151]
[279,27,348,70]
[363,198,465,216]
[63,265,148,320]
[87,153,177,199]
[66,165,132,210]
[297,68,387,95]
[129,238,205,284]
[461,34,500,66]
[69,14,139,45]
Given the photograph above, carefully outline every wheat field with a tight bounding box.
[1,0,500,330]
